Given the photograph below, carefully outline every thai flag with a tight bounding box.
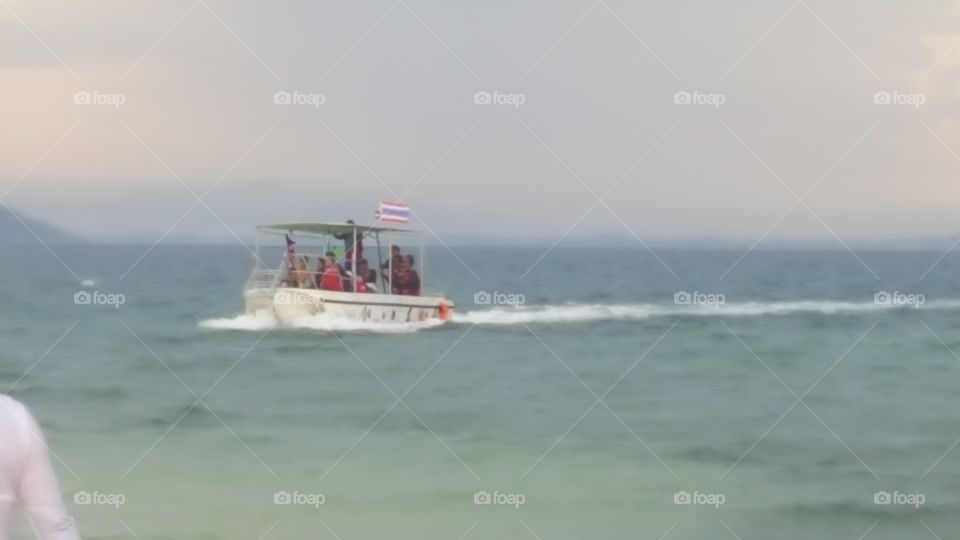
[376,201,410,223]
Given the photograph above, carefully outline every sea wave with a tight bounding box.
[453,299,960,325]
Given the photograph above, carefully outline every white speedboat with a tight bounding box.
[244,222,454,325]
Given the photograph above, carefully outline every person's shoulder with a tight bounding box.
[0,393,21,409]
[0,394,31,418]
[0,394,36,436]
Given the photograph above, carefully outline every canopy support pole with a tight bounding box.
[351,226,358,292]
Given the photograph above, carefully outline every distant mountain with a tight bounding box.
[2,204,958,250]
[0,207,83,244]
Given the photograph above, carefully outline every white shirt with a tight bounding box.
[0,396,79,540]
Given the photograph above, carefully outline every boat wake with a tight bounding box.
[199,310,445,334]
[453,299,960,325]
[199,310,278,331]
[200,299,960,332]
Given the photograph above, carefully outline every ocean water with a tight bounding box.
[3,245,960,539]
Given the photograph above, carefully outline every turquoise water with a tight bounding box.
[3,245,960,539]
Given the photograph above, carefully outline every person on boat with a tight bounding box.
[381,245,403,289]
[292,256,314,288]
[341,261,354,293]
[358,259,377,284]
[354,259,377,292]
[313,258,326,289]
[327,251,348,277]
[353,273,369,293]
[403,255,421,296]
[390,259,405,294]
[334,220,363,270]
[283,260,298,287]
[354,259,376,293]
[391,255,421,296]
[0,395,81,540]
[380,245,402,272]
[319,255,344,291]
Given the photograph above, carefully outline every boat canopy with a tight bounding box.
[258,222,419,237]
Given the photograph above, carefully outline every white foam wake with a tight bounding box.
[199,310,278,331]
[199,310,444,334]
[200,300,960,331]
[453,299,960,325]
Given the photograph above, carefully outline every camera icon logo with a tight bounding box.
[673,491,691,504]
[873,291,891,305]
[274,91,292,105]
[474,91,492,105]
[473,291,492,305]
[74,291,92,305]
[274,491,292,505]
[74,491,92,505]
[873,491,891,505]
[673,291,691,305]
[673,91,691,105]
[73,91,92,105]
[873,91,891,105]
[473,491,492,505]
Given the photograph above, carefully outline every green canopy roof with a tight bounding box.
[259,222,417,236]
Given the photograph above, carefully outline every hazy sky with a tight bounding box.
[2,0,960,244]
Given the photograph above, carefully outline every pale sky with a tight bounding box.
[2,0,960,244]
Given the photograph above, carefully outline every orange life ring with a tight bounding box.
[438,300,451,321]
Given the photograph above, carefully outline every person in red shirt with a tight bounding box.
[314,258,325,289]
[319,255,344,291]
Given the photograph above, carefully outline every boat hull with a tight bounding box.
[245,287,453,324]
